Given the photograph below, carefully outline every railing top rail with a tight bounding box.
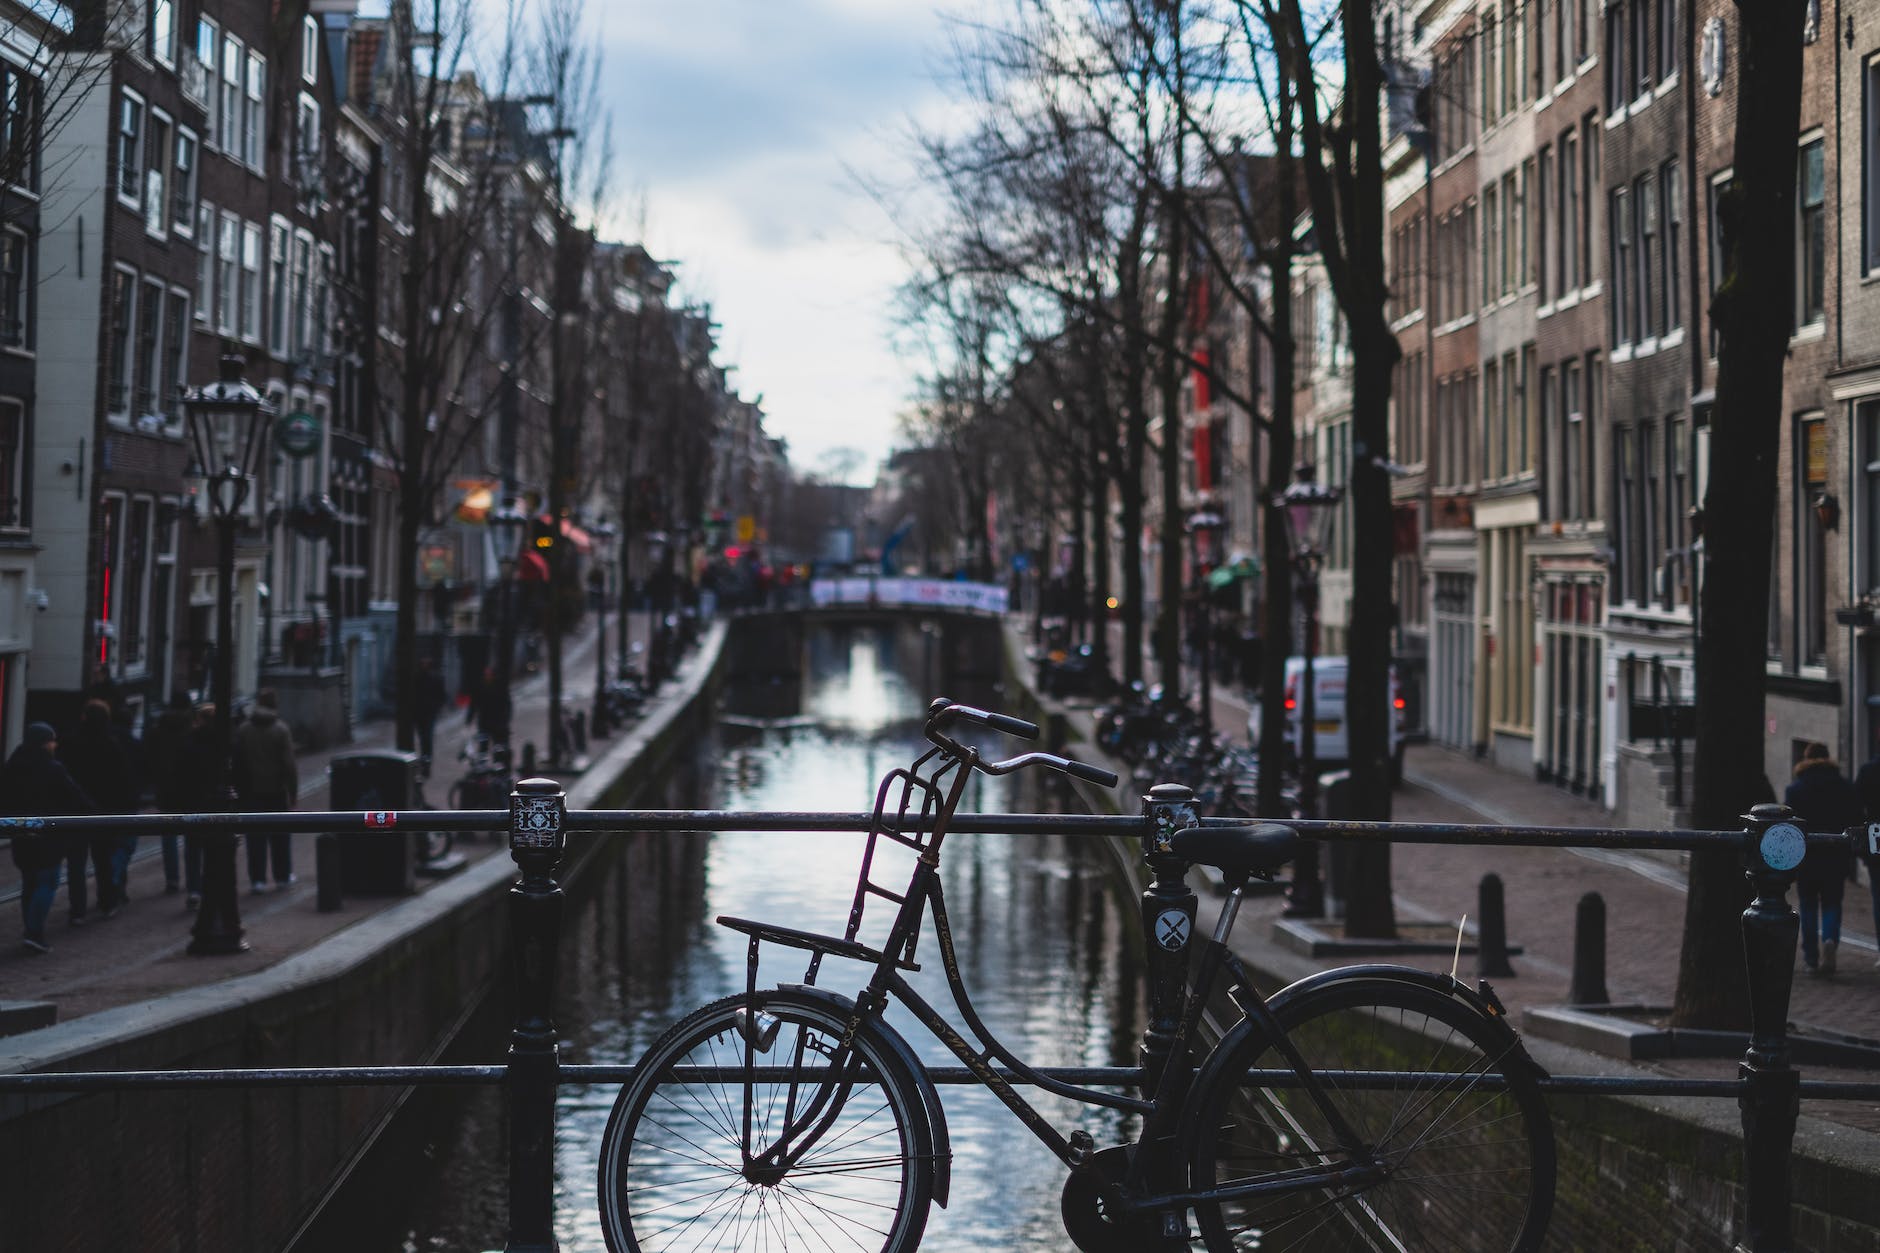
[0,806,1863,855]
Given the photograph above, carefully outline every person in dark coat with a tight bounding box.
[1785,742,1863,975]
[232,689,298,892]
[5,722,94,952]
[59,699,136,918]
[171,704,223,909]
[467,666,512,747]
[413,657,448,767]
[144,692,195,895]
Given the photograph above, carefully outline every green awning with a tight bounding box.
[1207,557,1259,589]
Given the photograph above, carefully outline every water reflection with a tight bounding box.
[380,622,1143,1251]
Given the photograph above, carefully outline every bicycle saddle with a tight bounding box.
[1169,823,1300,882]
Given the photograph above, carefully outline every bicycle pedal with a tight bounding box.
[1159,1211,1189,1240]
[1067,1129,1095,1166]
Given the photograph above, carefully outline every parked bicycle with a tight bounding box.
[449,736,513,811]
[596,699,1554,1251]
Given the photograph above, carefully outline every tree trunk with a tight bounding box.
[1672,0,1809,1029]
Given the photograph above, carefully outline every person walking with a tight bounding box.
[468,666,512,748]
[414,656,447,768]
[233,689,298,893]
[5,723,94,953]
[144,692,195,895]
[1785,741,1862,975]
[173,704,222,909]
[59,700,136,917]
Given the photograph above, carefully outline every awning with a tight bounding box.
[1207,556,1259,589]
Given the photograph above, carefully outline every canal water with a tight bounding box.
[316,623,1147,1252]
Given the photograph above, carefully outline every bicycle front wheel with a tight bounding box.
[1190,978,1554,1252]
[597,990,936,1253]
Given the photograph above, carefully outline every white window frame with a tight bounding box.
[197,17,219,145]
[295,92,321,183]
[303,15,320,83]
[240,219,262,344]
[194,200,213,326]
[267,216,290,350]
[171,126,197,237]
[1867,55,1880,274]
[0,226,29,352]
[315,241,334,354]
[106,267,136,422]
[291,228,313,354]
[134,273,164,423]
[150,0,175,68]
[143,106,171,238]
[0,396,24,530]
[243,49,265,172]
[1796,130,1827,333]
[220,33,241,157]
[216,210,238,336]
[160,286,188,427]
[115,88,144,211]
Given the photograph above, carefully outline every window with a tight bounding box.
[1798,413,1827,664]
[134,276,162,418]
[0,398,22,527]
[244,50,265,171]
[1557,0,1571,83]
[195,203,212,324]
[1,60,38,191]
[1862,401,1880,593]
[97,494,121,670]
[1662,160,1682,331]
[1540,365,1558,513]
[107,270,133,416]
[1518,344,1534,473]
[160,290,186,422]
[303,15,321,83]
[1637,173,1657,338]
[1517,161,1532,288]
[116,91,143,205]
[1709,170,1731,353]
[240,221,261,343]
[296,92,321,180]
[217,212,237,336]
[197,18,219,147]
[1867,58,1880,272]
[120,497,152,672]
[150,0,174,67]
[268,219,289,349]
[1606,0,1627,112]
[1563,359,1584,518]
[1484,358,1501,481]
[1611,186,1631,344]
[1538,145,1552,301]
[1561,127,1580,290]
[1658,0,1677,82]
[315,242,334,353]
[291,230,312,353]
[221,34,241,157]
[143,109,170,236]
[1614,424,1638,601]
[1668,416,1690,605]
[1632,0,1651,98]
[0,230,28,349]
[172,128,197,234]
[1581,113,1598,284]
[1483,9,1499,125]
[1797,137,1825,329]
[1483,183,1499,307]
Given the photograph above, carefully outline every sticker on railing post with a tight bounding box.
[364,811,396,828]
[1154,908,1192,952]
[512,792,564,851]
[1870,823,1880,858]
[1758,822,1806,873]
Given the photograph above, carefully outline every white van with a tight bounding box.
[1247,656,1407,784]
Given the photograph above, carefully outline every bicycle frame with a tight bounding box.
[733,734,1385,1218]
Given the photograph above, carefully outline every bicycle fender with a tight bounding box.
[1268,964,1545,1077]
[778,983,953,1209]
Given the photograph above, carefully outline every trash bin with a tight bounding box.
[330,751,421,894]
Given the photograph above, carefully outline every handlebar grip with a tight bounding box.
[982,711,1040,740]
[1062,758,1119,788]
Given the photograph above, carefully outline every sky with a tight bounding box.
[591,1,970,486]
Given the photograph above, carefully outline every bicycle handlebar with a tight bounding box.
[925,699,1118,789]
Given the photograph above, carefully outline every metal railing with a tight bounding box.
[1,782,1873,1252]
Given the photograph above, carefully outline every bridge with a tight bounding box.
[726,578,1013,685]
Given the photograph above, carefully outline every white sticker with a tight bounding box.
[1155,908,1192,952]
[1869,823,1880,858]
[1759,823,1807,873]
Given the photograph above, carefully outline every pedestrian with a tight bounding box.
[414,656,447,767]
[59,700,136,918]
[232,689,298,893]
[174,703,223,909]
[144,691,195,895]
[4,722,94,953]
[468,665,512,747]
[1784,741,1862,976]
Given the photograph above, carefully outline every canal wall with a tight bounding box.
[995,619,1880,1251]
[0,624,728,1253]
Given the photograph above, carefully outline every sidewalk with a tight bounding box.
[0,611,661,1025]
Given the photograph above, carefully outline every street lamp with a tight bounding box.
[1185,506,1225,751]
[488,498,529,760]
[181,353,275,956]
[1273,461,1342,917]
[589,518,618,735]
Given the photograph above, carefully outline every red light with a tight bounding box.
[1394,698,1406,709]
[1283,698,1296,710]
[725,546,741,560]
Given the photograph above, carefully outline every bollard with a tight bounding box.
[571,710,588,755]
[315,833,343,913]
[505,778,566,1253]
[1475,872,1515,977]
[1568,892,1609,1005]
[1738,802,1803,1253]
[1140,783,1200,1098]
[519,741,537,776]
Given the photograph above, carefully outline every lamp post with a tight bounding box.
[181,353,274,956]
[589,518,617,735]
[1185,506,1225,751]
[488,499,528,761]
[1274,462,1342,917]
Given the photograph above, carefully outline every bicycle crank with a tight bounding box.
[1060,1145,1180,1253]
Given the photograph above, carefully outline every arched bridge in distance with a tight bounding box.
[724,577,1013,689]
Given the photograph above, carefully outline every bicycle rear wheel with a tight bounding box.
[597,990,935,1253]
[1190,978,1553,1252]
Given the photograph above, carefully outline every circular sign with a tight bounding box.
[1758,822,1807,873]
[1154,908,1192,952]
[275,410,322,458]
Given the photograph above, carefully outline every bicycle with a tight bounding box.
[596,699,1555,1251]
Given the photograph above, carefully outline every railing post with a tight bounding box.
[1140,783,1200,1097]
[506,778,567,1253]
[1737,801,1803,1253]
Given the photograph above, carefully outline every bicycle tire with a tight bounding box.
[1189,977,1554,1252]
[597,989,936,1253]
